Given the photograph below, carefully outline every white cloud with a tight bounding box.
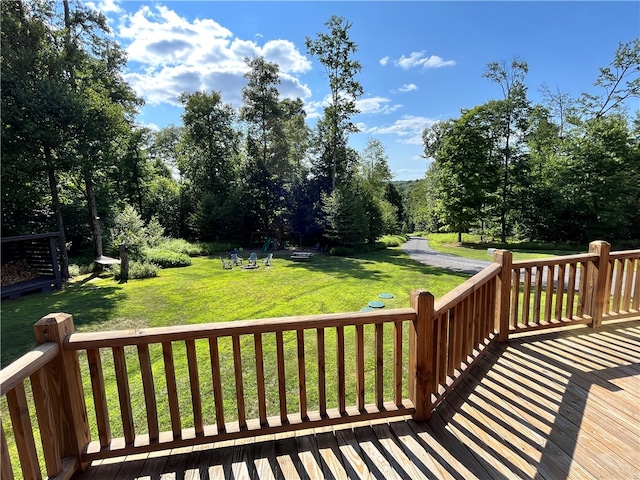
[379,56,390,66]
[356,97,402,115]
[394,51,455,70]
[113,5,311,107]
[364,115,437,145]
[398,83,418,93]
[86,0,122,14]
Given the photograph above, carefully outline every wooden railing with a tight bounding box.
[1,240,638,479]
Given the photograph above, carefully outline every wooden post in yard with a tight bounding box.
[494,250,513,342]
[588,241,610,328]
[119,244,129,283]
[410,290,434,421]
[33,313,91,473]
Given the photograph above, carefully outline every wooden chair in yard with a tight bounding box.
[231,253,242,266]
[248,252,258,266]
[263,252,273,266]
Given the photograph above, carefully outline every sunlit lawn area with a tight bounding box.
[423,232,586,261]
[2,247,472,473]
[1,248,470,367]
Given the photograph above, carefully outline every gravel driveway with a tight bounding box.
[401,236,491,274]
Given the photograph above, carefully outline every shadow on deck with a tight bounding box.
[75,319,640,480]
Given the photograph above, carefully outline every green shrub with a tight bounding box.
[379,235,409,247]
[113,261,159,280]
[158,238,204,256]
[68,264,81,277]
[142,249,192,268]
[196,241,236,255]
[329,241,388,257]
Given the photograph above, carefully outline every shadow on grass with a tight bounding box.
[0,278,122,367]
[283,248,471,282]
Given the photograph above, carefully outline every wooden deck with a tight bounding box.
[73,319,640,480]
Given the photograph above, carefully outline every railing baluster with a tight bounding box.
[317,328,326,417]
[336,326,345,415]
[208,337,225,432]
[577,261,587,317]
[275,331,287,423]
[162,341,181,438]
[231,335,246,429]
[511,268,520,327]
[31,366,61,476]
[555,263,565,321]
[296,330,307,420]
[7,383,40,479]
[612,259,624,313]
[604,259,614,314]
[438,314,448,391]
[86,348,111,447]
[622,258,634,311]
[566,262,577,319]
[185,339,203,435]
[1,421,14,480]
[633,259,640,311]
[533,265,543,324]
[545,265,555,323]
[137,344,159,442]
[355,324,365,411]
[375,322,384,410]
[113,346,134,445]
[254,333,267,427]
[523,267,532,326]
[447,309,456,377]
[393,321,403,407]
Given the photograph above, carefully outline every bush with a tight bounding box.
[329,241,388,257]
[113,261,159,280]
[379,235,409,247]
[68,264,81,277]
[159,238,205,257]
[142,249,192,268]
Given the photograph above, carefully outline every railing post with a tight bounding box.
[587,241,610,328]
[494,250,513,342]
[33,313,90,472]
[410,290,434,421]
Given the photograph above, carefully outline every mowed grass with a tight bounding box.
[2,247,471,474]
[423,233,586,261]
[1,249,468,367]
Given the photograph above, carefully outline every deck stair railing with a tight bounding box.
[1,240,638,480]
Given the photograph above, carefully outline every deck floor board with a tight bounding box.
[73,319,640,480]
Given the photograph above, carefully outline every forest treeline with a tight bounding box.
[2,1,639,272]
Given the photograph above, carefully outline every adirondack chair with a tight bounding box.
[231,253,243,266]
[221,257,233,269]
[248,252,258,266]
[263,253,273,267]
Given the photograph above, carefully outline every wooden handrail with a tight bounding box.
[0,343,59,396]
[434,263,501,316]
[65,309,417,349]
[512,253,599,269]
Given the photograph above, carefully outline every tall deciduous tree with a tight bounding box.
[483,58,530,241]
[306,16,363,192]
[179,90,239,239]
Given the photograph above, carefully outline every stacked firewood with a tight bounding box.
[1,259,39,286]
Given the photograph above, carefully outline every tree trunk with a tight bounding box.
[84,169,103,259]
[46,148,69,278]
[119,244,129,283]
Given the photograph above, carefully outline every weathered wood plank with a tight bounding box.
[6,384,41,480]
[161,341,181,438]
[208,338,224,433]
[137,344,159,442]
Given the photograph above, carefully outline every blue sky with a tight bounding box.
[87,1,639,180]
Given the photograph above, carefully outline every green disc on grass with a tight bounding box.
[368,300,385,308]
[378,293,394,299]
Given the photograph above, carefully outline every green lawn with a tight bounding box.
[423,233,586,261]
[2,247,472,473]
[1,248,469,367]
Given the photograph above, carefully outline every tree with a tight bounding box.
[483,58,531,241]
[306,16,363,192]
[179,90,240,239]
[433,108,498,242]
[580,39,640,118]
